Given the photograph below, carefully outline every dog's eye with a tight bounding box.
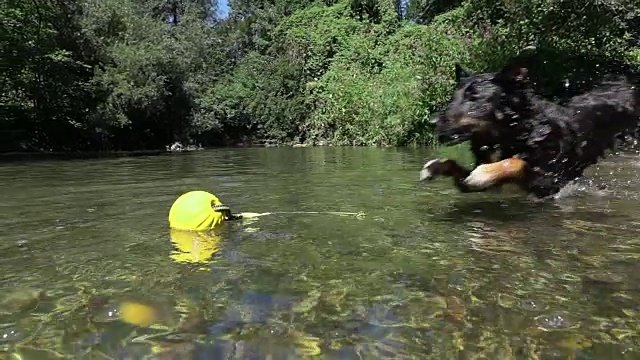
[464,87,480,99]
[466,92,480,100]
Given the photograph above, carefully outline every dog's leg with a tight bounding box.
[462,157,530,191]
[420,159,487,193]
[470,140,495,167]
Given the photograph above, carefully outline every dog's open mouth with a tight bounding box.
[437,130,472,146]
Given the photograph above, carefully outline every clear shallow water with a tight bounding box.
[1,147,640,358]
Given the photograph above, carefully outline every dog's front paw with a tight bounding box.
[419,159,450,181]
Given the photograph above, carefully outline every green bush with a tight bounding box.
[305,14,474,146]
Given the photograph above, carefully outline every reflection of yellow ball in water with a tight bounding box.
[168,191,226,231]
[169,228,222,265]
[118,301,160,327]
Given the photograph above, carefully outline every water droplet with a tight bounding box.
[0,327,23,344]
[520,299,546,311]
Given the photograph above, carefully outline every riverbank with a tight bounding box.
[0,138,446,164]
[0,142,330,163]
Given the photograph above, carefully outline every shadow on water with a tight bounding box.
[431,197,539,223]
[2,147,640,358]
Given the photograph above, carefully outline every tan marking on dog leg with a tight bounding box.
[463,158,528,190]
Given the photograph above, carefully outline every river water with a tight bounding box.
[1,147,640,359]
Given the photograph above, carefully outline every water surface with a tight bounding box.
[1,147,640,359]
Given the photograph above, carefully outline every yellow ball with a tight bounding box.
[168,191,226,231]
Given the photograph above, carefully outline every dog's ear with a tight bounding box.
[492,45,537,85]
[455,63,474,82]
[493,64,530,85]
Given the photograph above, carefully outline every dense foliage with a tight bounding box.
[2,0,639,151]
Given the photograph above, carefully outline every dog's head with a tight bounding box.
[431,48,537,145]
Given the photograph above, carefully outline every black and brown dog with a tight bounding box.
[420,47,640,198]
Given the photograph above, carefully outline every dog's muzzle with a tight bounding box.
[429,114,472,145]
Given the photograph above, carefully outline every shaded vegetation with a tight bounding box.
[1,0,638,151]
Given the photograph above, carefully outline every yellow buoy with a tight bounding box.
[168,191,228,231]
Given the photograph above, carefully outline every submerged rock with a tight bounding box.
[0,288,44,315]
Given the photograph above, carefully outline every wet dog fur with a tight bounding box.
[420,48,640,198]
